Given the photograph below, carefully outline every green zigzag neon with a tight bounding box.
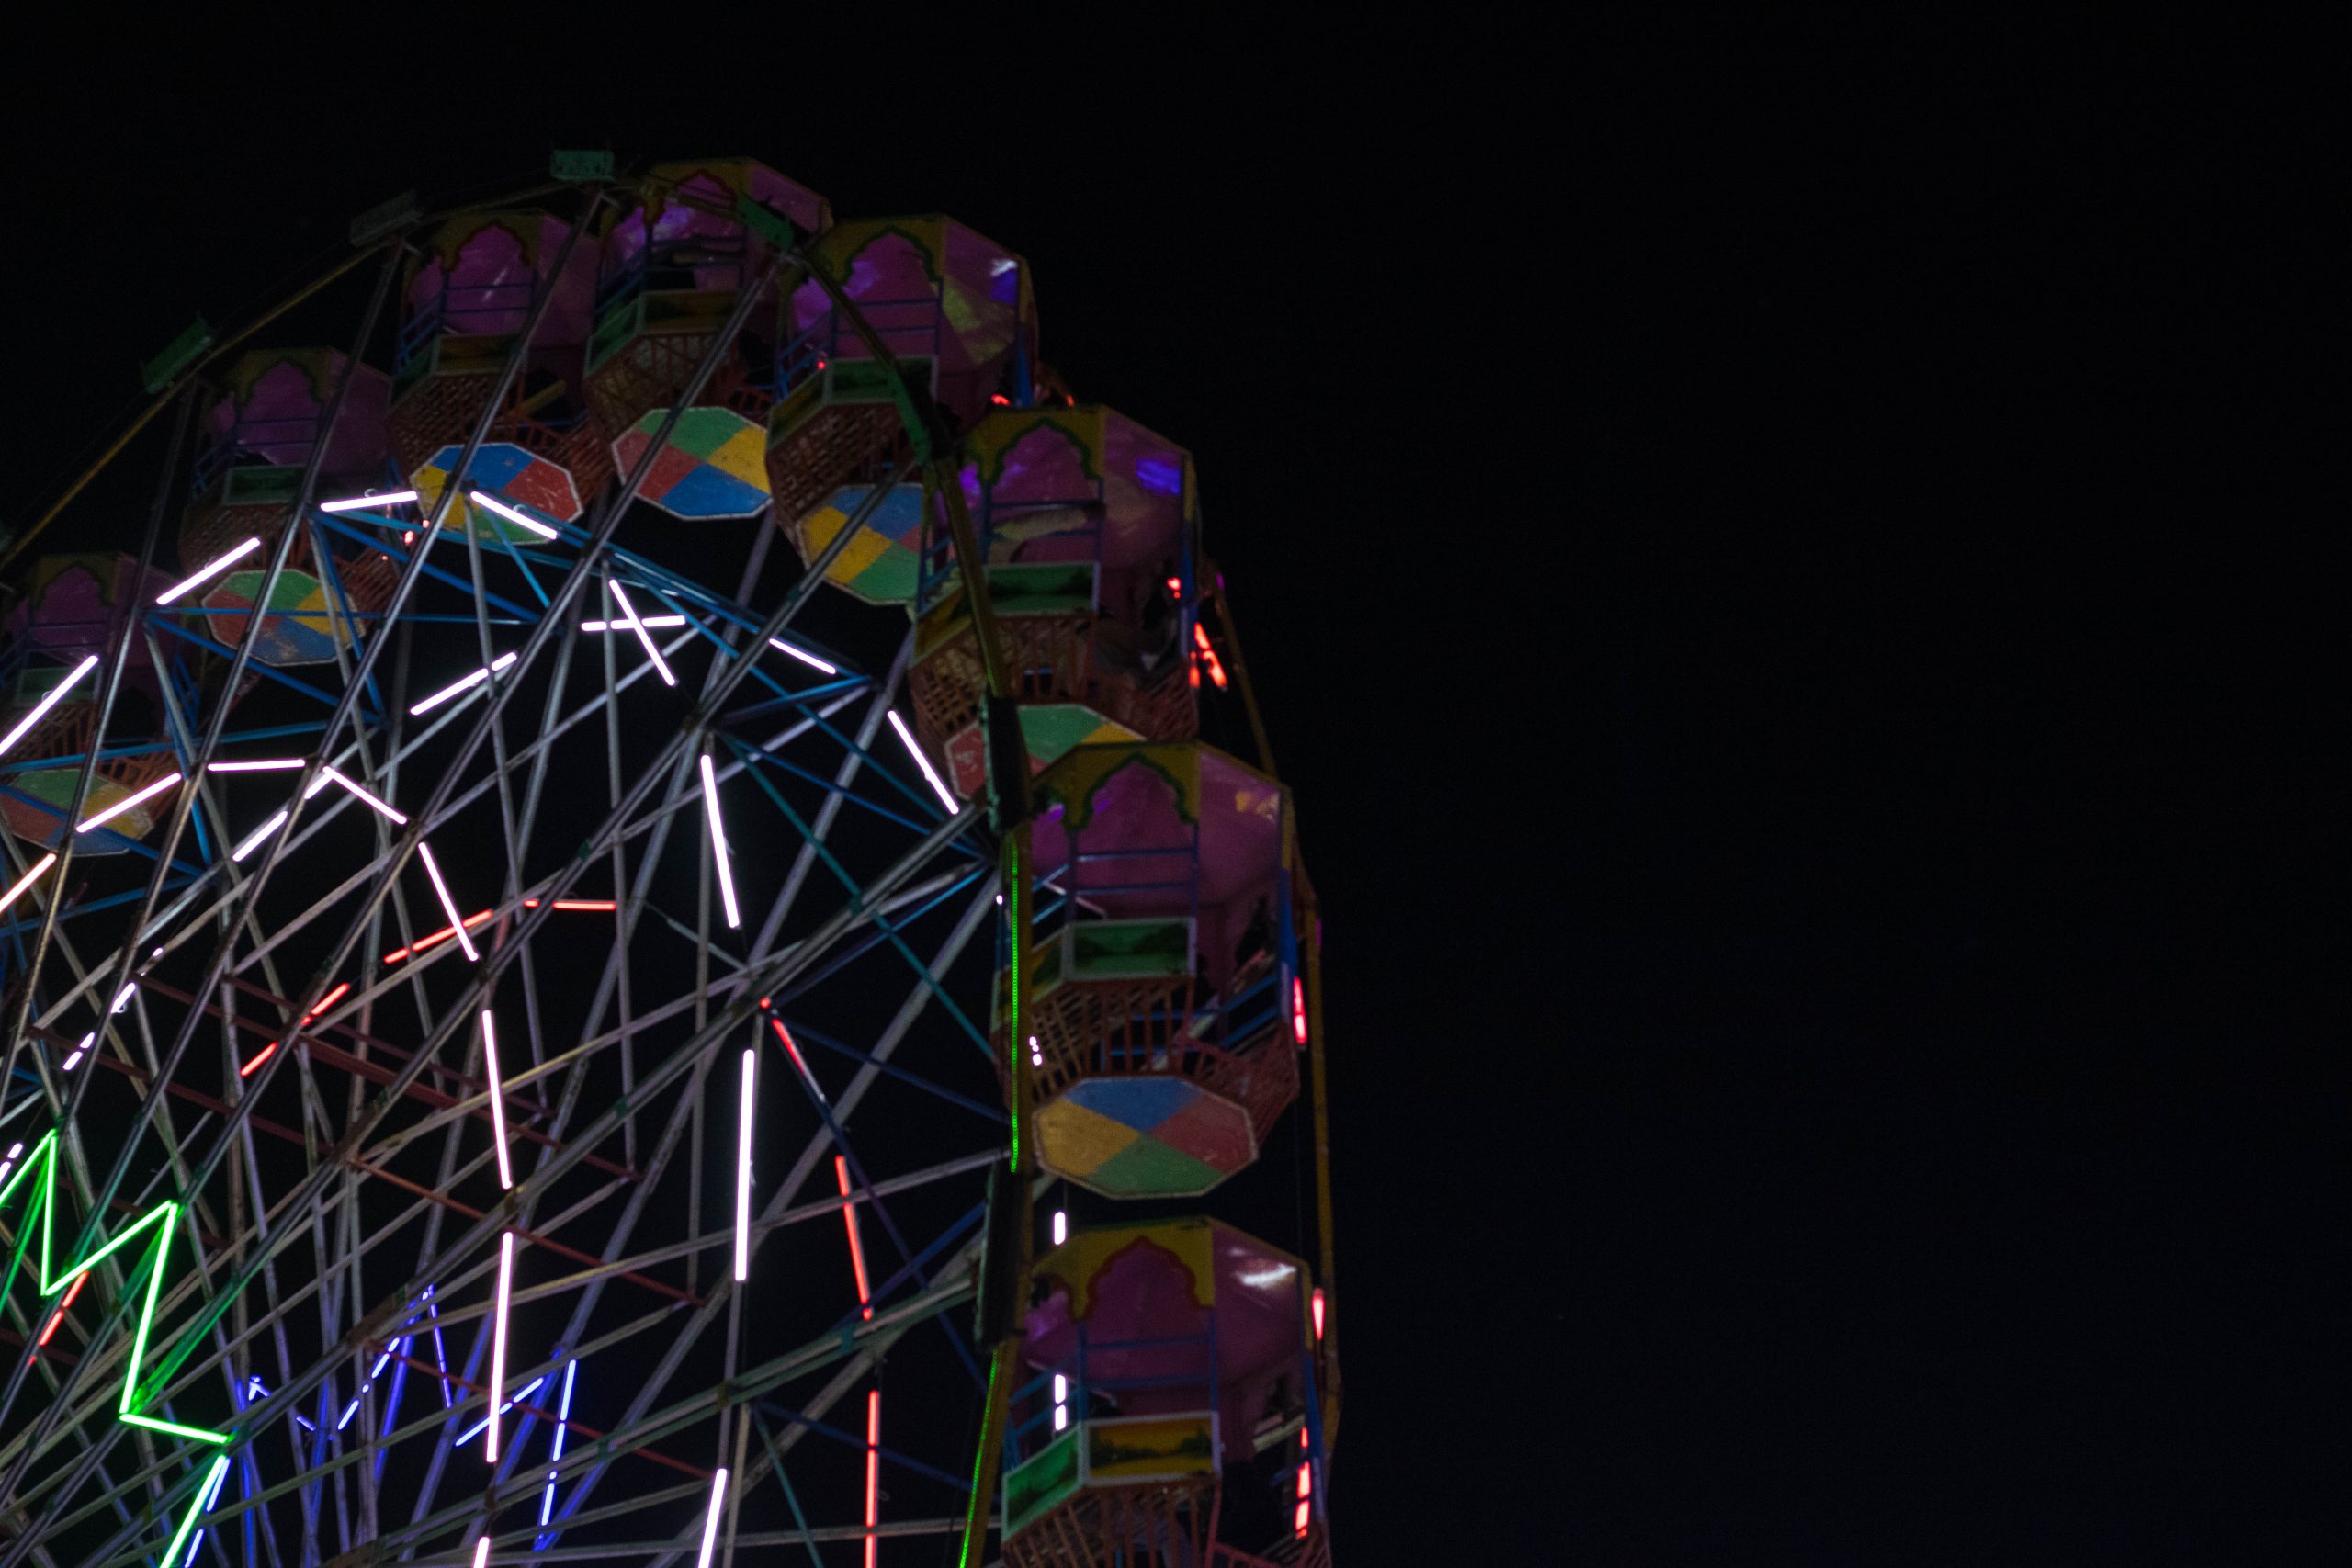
[1,1129,231,1445]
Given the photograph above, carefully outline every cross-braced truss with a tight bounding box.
[0,220,1016,1567]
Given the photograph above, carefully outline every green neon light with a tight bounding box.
[1,1131,232,1446]
[157,1452,232,1568]
[1002,845,1021,1173]
[957,1350,1002,1568]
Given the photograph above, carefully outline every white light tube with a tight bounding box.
[324,766,408,823]
[769,638,838,674]
[206,757,305,772]
[320,491,417,513]
[472,1540,491,1568]
[415,843,480,961]
[698,753,741,929]
[580,615,687,631]
[180,1454,234,1568]
[469,490,562,539]
[887,710,956,812]
[607,581,676,686]
[409,653,518,716]
[0,853,60,917]
[486,1232,514,1461]
[231,808,291,863]
[1053,1210,1068,1247]
[155,537,262,604]
[452,1376,545,1445]
[540,1359,577,1527]
[0,655,97,757]
[694,1469,729,1568]
[75,771,181,835]
[735,1047,756,1282]
[481,1010,514,1190]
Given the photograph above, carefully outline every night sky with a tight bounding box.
[4,17,2327,1563]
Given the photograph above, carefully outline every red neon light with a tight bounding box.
[864,1388,881,1568]
[240,981,351,1077]
[381,908,494,964]
[1310,1286,1325,1340]
[834,1156,874,1321]
[384,899,609,963]
[1192,624,1227,689]
[1292,977,1308,1045]
[1166,576,1182,595]
[989,393,1010,405]
[1296,1460,1312,1499]
[35,1272,89,1350]
[1295,1498,1312,1537]
[769,1017,812,1080]
[1300,1427,1309,1450]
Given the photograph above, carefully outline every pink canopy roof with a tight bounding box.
[1023,1218,1309,1464]
[204,350,389,473]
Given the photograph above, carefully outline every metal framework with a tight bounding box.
[0,171,1044,1568]
[0,155,1338,1568]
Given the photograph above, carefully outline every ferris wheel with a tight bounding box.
[0,155,1338,1568]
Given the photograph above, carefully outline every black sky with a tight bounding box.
[2,14,2331,1563]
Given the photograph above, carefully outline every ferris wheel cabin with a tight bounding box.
[1003,1217,1332,1568]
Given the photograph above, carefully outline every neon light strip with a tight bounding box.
[319,491,418,513]
[324,766,408,823]
[472,1539,491,1568]
[383,908,495,964]
[416,844,480,961]
[486,1232,514,1461]
[834,1156,872,1319]
[110,984,137,1013]
[62,1032,93,1072]
[381,898,610,963]
[33,1271,88,1349]
[768,1017,815,1087]
[1311,1287,1326,1340]
[887,710,956,813]
[75,771,181,835]
[607,581,676,687]
[481,1010,514,1190]
[769,638,838,674]
[1052,1210,1067,1247]
[410,652,518,716]
[0,853,59,916]
[469,490,562,539]
[699,753,741,929]
[207,757,305,772]
[427,1287,452,1407]
[231,808,290,862]
[155,537,262,604]
[1052,1372,1068,1432]
[579,615,688,631]
[0,655,97,757]
[159,1453,234,1568]
[695,1468,729,1568]
[864,1390,881,1568]
[735,1048,756,1282]
[452,1375,545,1445]
[238,1041,279,1077]
[1292,976,1309,1044]
[540,1359,577,1527]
